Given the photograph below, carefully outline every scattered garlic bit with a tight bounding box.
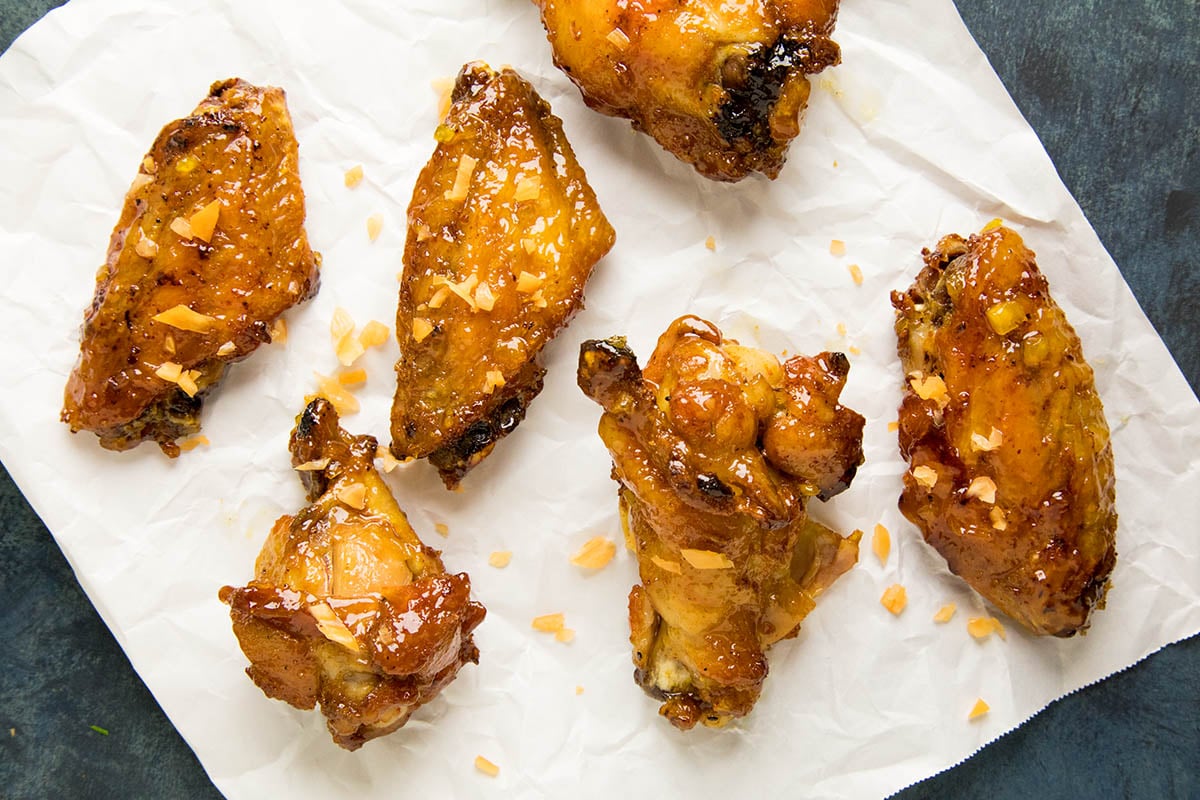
[313,372,361,415]
[178,434,210,452]
[488,551,513,568]
[164,335,176,356]
[335,482,368,510]
[680,549,734,570]
[344,164,364,188]
[986,300,1025,336]
[270,318,288,344]
[531,613,566,633]
[913,464,939,489]
[528,289,548,309]
[474,755,500,778]
[483,369,506,394]
[169,216,194,240]
[415,222,434,242]
[848,345,862,356]
[829,239,846,257]
[933,603,957,624]
[967,616,1000,640]
[880,584,907,615]
[336,337,366,367]
[836,322,847,337]
[520,238,537,255]
[359,320,390,349]
[366,213,383,242]
[431,77,454,119]
[887,421,900,433]
[871,524,889,566]
[153,304,216,333]
[444,154,477,203]
[134,236,159,258]
[848,263,864,286]
[294,458,330,472]
[704,235,716,251]
[216,341,236,357]
[966,476,997,504]
[177,369,201,397]
[338,368,367,386]
[443,274,480,309]
[570,536,617,570]
[142,156,157,174]
[989,506,1008,531]
[427,285,452,309]
[434,523,450,538]
[650,556,682,574]
[175,154,199,174]
[155,361,183,382]
[330,307,355,341]
[375,445,402,473]
[971,428,1004,452]
[309,602,360,653]
[516,271,544,293]
[513,175,540,203]
[606,27,630,49]
[474,282,496,312]
[555,628,576,643]
[189,200,221,243]
[575,685,584,696]
[412,318,435,343]
[968,698,990,720]
[909,372,950,408]
[982,218,1004,233]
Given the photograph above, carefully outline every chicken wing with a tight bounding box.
[391,62,615,488]
[219,398,486,750]
[62,79,320,456]
[535,0,841,181]
[892,225,1117,636]
[578,316,863,729]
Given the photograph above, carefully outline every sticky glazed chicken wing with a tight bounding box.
[535,0,841,181]
[892,225,1117,636]
[62,79,320,456]
[391,61,615,488]
[578,316,863,729]
[220,398,485,750]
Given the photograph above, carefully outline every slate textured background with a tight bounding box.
[0,1,1196,798]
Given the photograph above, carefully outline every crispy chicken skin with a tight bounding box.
[391,62,615,488]
[892,226,1117,637]
[219,398,486,750]
[535,0,841,181]
[578,316,863,729]
[62,79,320,456]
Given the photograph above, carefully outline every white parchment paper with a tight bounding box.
[1,0,1198,797]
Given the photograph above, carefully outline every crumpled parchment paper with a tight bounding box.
[0,0,1197,797]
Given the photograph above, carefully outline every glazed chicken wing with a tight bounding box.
[62,79,320,456]
[536,0,841,181]
[578,316,863,729]
[220,398,485,750]
[391,61,615,488]
[892,225,1117,636]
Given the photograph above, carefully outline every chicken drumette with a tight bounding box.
[892,225,1117,636]
[62,79,320,456]
[220,398,485,750]
[535,0,841,181]
[578,316,863,729]
[392,61,615,488]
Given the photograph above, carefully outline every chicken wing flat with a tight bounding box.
[578,316,863,729]
[391,61,615,488]
[892,225,1117,636]
[61,79,320,457]
[535,0,841,181]
[219,398,485,750]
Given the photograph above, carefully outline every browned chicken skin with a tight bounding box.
[892,226,1117,637]
[62,79,320,456]
[535,0,841,181]
[219,398,485,750]
[391,61,615,488]
[578,316,863,729]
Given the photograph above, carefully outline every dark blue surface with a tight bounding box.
[0,2,1196,798]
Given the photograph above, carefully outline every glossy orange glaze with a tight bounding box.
[892,227,1117,636]
[391,61,615,488]
[578,316,862,729]
[536,0,840,180]
[220,399,485,750]
[61,79,319,456]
